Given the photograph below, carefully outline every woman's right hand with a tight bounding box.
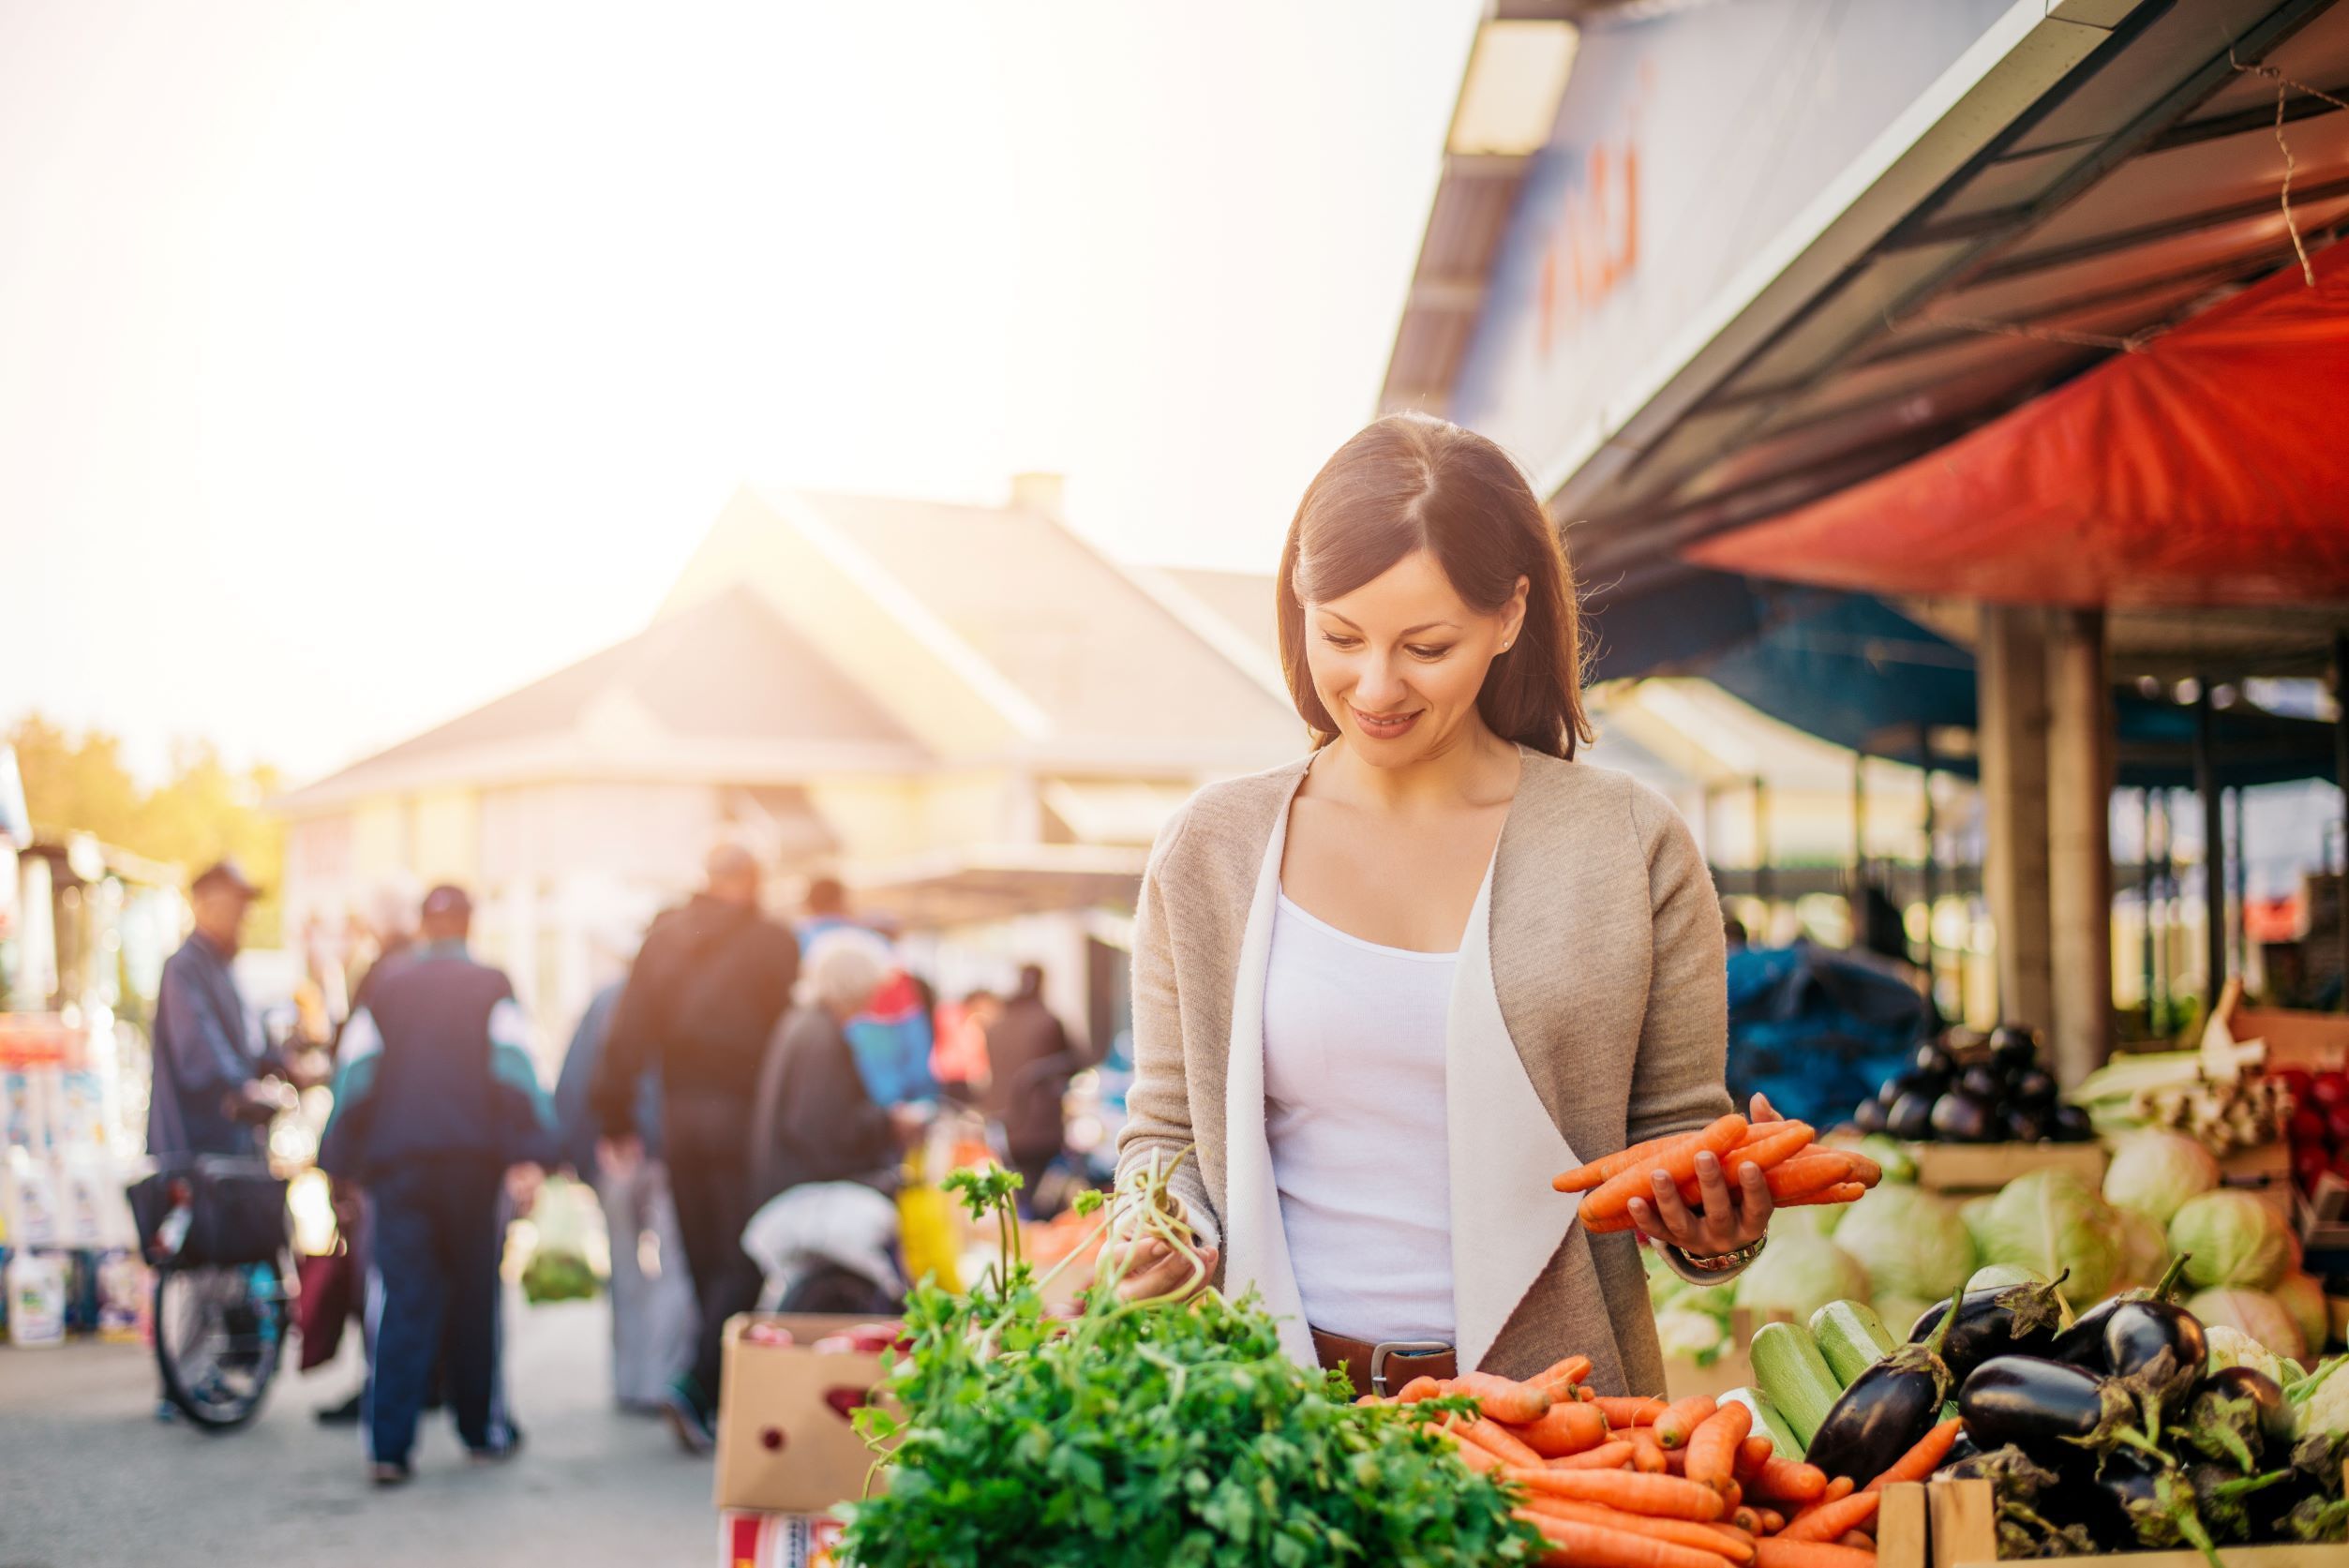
[1108,1232,1219,1303]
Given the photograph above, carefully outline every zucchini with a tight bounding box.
[1715,1385,1802,1460]
[1808,1299,1896,1387]
[1749,1320,1839,1451]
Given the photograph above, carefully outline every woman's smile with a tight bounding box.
[1349,705,1422,739]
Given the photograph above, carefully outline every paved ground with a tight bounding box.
[0,1296,714,1567]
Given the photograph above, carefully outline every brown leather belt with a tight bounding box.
[1310,1326,1457,1398]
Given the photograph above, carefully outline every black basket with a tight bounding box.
[127,1158,290,1268]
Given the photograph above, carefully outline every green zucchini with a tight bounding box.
[1808,1299,1896,1387]
[1715,1386,1802,1460]
[1749,1320,1839,1451]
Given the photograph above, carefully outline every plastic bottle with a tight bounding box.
[7,1250,67,1347]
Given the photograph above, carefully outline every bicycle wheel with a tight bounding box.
[154,1258,289,1430]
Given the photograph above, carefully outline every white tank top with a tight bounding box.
[1262,889,1457,1346]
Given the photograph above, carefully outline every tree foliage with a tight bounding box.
[7,711,286,944]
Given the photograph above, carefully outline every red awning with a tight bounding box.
[1685,244,2349,608]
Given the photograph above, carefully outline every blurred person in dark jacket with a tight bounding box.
[591,842,799,1453]
[982,963,1078,1210]
[552,941,696,1413]
[750,929,911,1208]
[147,860,287,1160]
[320,885,557,1486]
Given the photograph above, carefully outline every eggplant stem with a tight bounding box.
[2205,1420,2257,1475]
[2148,1252,2191,1305]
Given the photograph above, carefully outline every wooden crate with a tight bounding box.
[1908,1140,2108,1195]
[1923,1473,2347,1567]
[2207,981,2349,1077]
[2218,1142,2296,1217]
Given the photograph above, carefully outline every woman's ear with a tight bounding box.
[1504,575,1531,647]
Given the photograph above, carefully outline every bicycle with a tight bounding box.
[131,1142,297,1431]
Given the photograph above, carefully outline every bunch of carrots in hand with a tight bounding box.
[1552,1113,1881,1232]
[1362,1366,1958,1568]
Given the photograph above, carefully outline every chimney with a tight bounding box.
[1010,471,1065,519]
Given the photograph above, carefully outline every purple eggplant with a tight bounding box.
[1886,1089,1936,1141]
[2183,1368,2290,1473]
[1929,1089,1997,1142]
[1956,1355,2158,1467]
[1908,1272,2070,1381]
[2051,1254,2192,1372]
[1806,1291,1962,1487]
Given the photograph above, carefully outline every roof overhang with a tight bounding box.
[844,843,1145,930]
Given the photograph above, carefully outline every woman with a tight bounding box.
[749,928,908,1207]
[1112,413,1773,1399]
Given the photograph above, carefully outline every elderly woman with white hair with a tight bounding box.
[747,928,912,1217]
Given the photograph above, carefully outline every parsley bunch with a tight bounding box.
[841,1163,1542,1568]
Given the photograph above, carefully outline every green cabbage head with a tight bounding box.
[1829,1185,1976,1302]
[2169,1190,2294,1291]
[2102,1130,2219,1226]
[1972,1170,2121,1307]
[1733,1232,1869,1322]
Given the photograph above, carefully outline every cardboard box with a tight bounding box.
[714,1313,901,1514]
[717,1510,845,1568]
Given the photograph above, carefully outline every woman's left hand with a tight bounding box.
[1625,1093,1779,1260]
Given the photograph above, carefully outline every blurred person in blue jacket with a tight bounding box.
[321,884,557,1486]
[553,938,696,1414]
[147,860,288,1159]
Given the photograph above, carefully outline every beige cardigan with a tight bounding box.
[1115,747,1733,1397]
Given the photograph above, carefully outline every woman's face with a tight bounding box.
[1304,548,1526,766]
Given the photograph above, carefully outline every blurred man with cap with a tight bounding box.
[148,859,287,1160]
[321,883,558,1486]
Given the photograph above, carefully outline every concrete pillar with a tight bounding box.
[2046,609,2115,1083]
[1977,605,2054,1034]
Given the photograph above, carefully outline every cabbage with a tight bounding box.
[1773,1202,1844,1240]
[2206,1323,2293,1384]
[1873,1293,1935,1340]
[1654,1307,1729,1366]
[1972,1171,2122,1308]
[1830,1186,1976,1302]
[2113,1208,2169,1292]
[2169,1191,2294,1291]
[1855,1135,1917,1185]
[2102,1130,2219,1226]
[1961,1195,1997,1258]
[1967,1264,2046,1292]
[1733,1232,1869,1322]
[2293,1356,2348,1440]
[2271,1272,2330,1360]
[2189,1289,2307,1363]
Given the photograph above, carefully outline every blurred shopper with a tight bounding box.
[981,964,1078,1210]
[148,859,285,1160]
[316,876,425,1426]
[592,843,799,1454]
[797,874,860,948]
[320,885,556,1486]
[553,951,696,1413]
[747,930,916,1313]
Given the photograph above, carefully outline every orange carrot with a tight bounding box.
[1518,1399,1612,1457]
[1777,1491,1879,1544]
[1597,1396,1670,1429]
[1835,1533,1874,1551]
[1505,1466,1728,1522]
[1554,1440,1638,1471]
[1754,1543,1876,1568]
[1733,1434,1774,1482]
[1441,1432,1503,1473]
[1552,1129,1713,1194]
[1730,1508,1764,1535]
[1729,1121,1818,1167]
[1759,1544,1874,1568]
[1445,1370,1549,1425]
[1683,1401,1752,1494]
[1449,1413,1546,1470]
[1756,1153,1857,1202]
[1393,1375,1443,1404]
[1749,1457,1827,1504]
[1785,1477,1854,1530]
[1861,1416,1961,1492]
[1784,1181,1868,1207]
[1522,1497,1755,1563]
[1720,1479,1743,1513]
[1653,1395,1717,1450]
[1630,1429,1670,1473]
[1515,1509,1738,1568]
[1753,1509,1784,1536]
[1579,1116,1748,1220]
[1534,1353,1594,1392]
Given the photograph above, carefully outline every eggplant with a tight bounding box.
[1909,1040,1956,1078]
[2183,1460,2299,1544]
[2051,1255,2192,1374]
[2011,1067,2057,1108]
[2186,1368,2291,1472]
[1957,1355,2151,1465]
[1989,1025,2040,1074]
[2049,1103,2096,1142]
[1852,1095,1890,1134]
[1956,1063,2004,1101]
[1929,1089,1997,1142]
[2001,1107,2048,1144]
[2072,1447,2220,1556]
[1945,1442,2101,1556]
[1805,1290,1962,1486]
[1908,1272,2070,1381]
[1886,1089,1937,1141]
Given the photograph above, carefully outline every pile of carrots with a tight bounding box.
[1552,1114,1881,1232]
[1361,1362,1962,1568]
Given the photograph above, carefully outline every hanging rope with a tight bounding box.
[2229,53,2349,287]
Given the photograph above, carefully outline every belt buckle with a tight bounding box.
[1369,1339,1452,1398]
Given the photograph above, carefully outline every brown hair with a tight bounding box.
[1276,412,1592,759]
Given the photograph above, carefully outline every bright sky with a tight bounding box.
[1,1,1478,783]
